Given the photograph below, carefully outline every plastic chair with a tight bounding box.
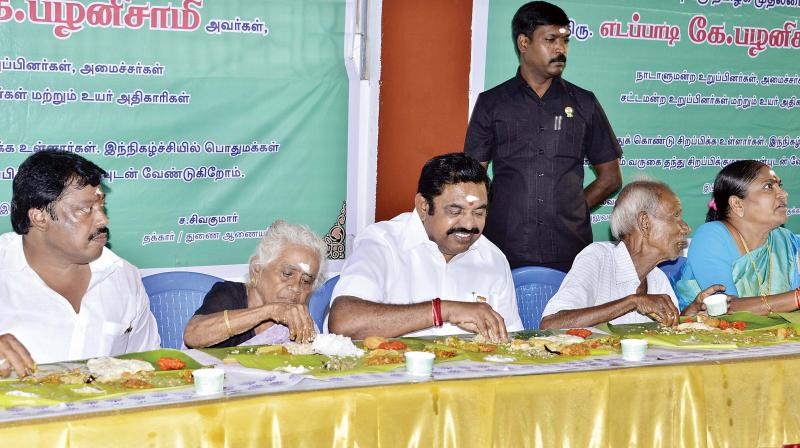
[511,266,567,330]
[308,275,340,331]
[657,256,686,285]
[142,271,224,349]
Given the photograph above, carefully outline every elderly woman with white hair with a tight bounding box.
[539,180,722,329]
[183,220,327,348]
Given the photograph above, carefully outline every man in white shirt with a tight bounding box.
[539,180,722,329]
[0,150,159,377]
[328,153,523,339]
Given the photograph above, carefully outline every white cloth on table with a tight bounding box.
[0,232,160,363]
[329,211,523,336]
[541,241,678,325]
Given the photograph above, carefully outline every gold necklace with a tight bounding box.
[731,225,772,296]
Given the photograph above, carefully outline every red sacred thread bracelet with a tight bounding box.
[432,298,443,327]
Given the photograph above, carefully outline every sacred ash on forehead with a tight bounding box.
[297,262,311,274]
[465,195,479,203]
[558,27,569,34]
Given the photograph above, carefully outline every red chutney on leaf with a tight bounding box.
[377,341,407,350]
[156,357,187,371]
[565,328,592,339]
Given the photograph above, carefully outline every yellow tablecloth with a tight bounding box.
[3,355,800,447]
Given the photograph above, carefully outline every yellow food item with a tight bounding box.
[441,336,497,353]
[255,345,289,355]
[22,369,89,385]
[775,327,797,341]
[423,347,457,359]
[364,349,404,366]
[697,315,721,327]
[122,378,154,389]
[558,343,591,356]
[363,336,388,350]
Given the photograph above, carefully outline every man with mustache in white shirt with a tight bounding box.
[0,150,159,377]
[328,153,523,340]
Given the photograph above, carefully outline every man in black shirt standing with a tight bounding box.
[464,1,622,273]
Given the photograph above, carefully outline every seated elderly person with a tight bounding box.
[540,180,722,329]
[183,221,326,348]
[328,152,523,340]
[676,160,800,314]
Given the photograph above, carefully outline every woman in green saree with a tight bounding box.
[676,160,800,314]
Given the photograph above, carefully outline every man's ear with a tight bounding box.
[637,211,650,238]
[414,193,429,218]
[516,34,529,53]
[27,207,50,232]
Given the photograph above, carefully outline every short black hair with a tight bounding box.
[417,153,490,214]
[706,159,767,222]
[512,1,569,57]
[11,150,107,234]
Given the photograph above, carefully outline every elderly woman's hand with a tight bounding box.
[682,284,728,317]
[262,303,317,343]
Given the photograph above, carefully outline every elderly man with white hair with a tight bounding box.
[539,180,723,329]
[183,220,327,348]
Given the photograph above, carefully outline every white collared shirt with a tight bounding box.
[542,241,678,325]
[0,232,160,363]
[331,212,523,336]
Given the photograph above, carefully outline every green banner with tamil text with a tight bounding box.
[0,0,349,268]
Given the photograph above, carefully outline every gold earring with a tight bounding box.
[249,276,258,287]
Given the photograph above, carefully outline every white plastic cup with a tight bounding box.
[703,294,728,316]
[621,339,648,362]
[404,351,435,376]
[192,368,225,395]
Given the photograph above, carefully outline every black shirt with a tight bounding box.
[193,281,255,348]
[464,72,622,272]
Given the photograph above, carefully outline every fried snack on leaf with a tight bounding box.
[363,336,388,350]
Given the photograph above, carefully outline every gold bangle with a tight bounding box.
[223,309,234,338]
[760,295,773,314]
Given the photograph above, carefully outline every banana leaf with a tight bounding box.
[200,338,466,378]
[0,349,202,408]
[774,311,800,328]
[117,348,205,370]
[427,335,613,365]
[601,312,796,349]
